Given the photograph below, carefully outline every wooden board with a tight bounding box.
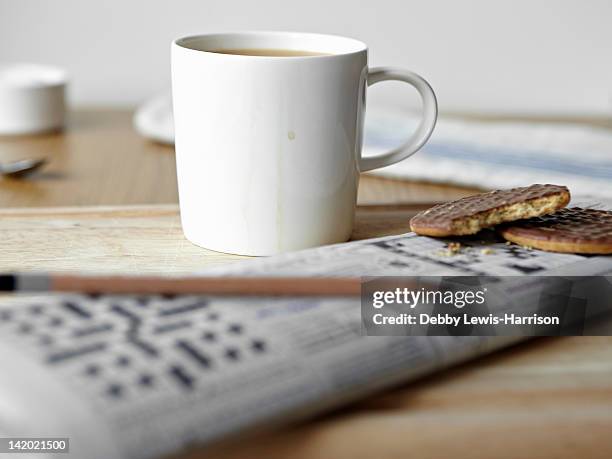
[0,203,430,273]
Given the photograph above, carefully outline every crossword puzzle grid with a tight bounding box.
[367,233,588,276]
[0,294,366,459]
[217,231,591,278]
[0,294,271,410]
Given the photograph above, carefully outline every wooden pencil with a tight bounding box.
[0,273,362,297]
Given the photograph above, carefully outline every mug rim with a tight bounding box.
[173,31,368,59]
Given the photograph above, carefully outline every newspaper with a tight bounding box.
[1,217,611,458]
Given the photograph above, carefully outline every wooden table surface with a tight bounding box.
[1,109,611,458]
[0,203,447,273]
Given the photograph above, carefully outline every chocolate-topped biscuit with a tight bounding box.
[410,184,570,237]
[499,207,612,254]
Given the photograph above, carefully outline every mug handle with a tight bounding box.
[359,67,438,172]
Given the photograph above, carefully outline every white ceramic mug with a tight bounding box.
[172,31,437,256]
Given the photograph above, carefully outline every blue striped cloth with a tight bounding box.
[364,110,612,199]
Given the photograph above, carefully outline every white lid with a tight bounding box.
[0,63,67,89]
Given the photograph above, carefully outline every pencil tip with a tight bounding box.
[0,274,16,291]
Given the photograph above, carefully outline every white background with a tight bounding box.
[1,0,611,115]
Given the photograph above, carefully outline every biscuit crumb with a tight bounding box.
[480,248,494,255]
[505,241,512,246]
[437,242,463,256]
[522,245,533,250]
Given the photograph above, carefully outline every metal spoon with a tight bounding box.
[0,158,47,178]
